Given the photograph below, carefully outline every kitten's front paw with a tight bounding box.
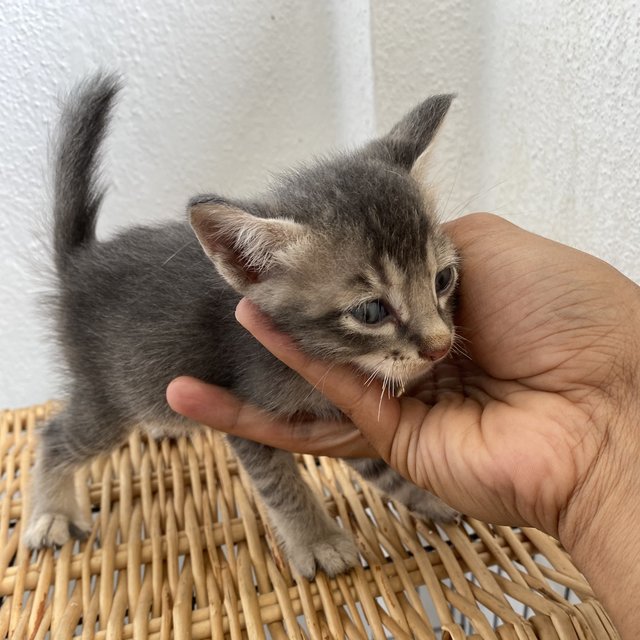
[409,493,460,524]
[288,529,359,579]
[143,421,197,441]
[23,513,91,549]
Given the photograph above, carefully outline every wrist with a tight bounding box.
[558,396,640,638]
[561,288,640,551]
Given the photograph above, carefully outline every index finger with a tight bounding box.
[166,375,378,458]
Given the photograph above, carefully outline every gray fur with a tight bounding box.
[25,75,459,577]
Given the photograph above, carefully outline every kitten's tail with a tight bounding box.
[52,73,121,274]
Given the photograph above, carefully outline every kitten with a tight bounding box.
[24,74,459,578]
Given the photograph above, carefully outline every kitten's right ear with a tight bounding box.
[366,94,454,171]
[189,197,307,293]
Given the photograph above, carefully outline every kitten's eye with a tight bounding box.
[350,300,389,325]
[435,266,455,295]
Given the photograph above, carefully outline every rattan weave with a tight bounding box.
[0,403,619,639]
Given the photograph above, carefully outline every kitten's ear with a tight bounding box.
[366,94,454,170]
[189,197,307,292]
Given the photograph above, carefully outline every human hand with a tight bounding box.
[167,213,640,542]
[168,213,640,636]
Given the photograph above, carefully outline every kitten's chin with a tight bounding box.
[352,354,434,397]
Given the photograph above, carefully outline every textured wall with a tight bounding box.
[474,1,640,283]
[372,0,640,283]
[3,1,640,407]
[0,0,374,406]
[370,0,488,223]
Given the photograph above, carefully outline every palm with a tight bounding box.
[406,364,596,535]
[399,214,630,534]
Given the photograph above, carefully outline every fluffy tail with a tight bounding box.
[52,73,121,274]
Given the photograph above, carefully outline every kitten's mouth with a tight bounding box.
[357,358,435,399]
[352,336,457,399]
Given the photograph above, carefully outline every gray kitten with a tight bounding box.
[24,75,459,578]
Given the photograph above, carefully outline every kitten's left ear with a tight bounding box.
[366,94,454,170]
[189,197,307,293]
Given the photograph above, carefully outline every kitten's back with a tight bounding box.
[50,77,247,421]
[59,222,241,419]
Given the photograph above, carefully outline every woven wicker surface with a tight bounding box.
[0,403,619,640]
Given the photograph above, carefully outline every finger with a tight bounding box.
[235,299,409,463]
[166,376,377,458]
[443,213,517,251]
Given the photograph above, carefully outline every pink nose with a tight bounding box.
[418,343,451,362]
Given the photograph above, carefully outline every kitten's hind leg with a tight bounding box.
[348,458,459,523]
[24,404,129,549]
[228,437,359,579]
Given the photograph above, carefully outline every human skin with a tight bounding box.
[167,214,640,638]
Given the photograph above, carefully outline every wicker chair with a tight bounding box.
[0,403,619,639]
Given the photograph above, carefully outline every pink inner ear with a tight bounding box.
[210,234,262,283]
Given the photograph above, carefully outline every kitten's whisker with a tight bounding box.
[309,362,338,395]
[450,340,465,352]
[160,241,192,267]
[363,358,387,387]
[444,180,506,221]
[453,329,471,345]
[365,369,383,388]
[390,363,399,399]
[451,333,472,359]
[364,371,379,387]
[297,362,340,408]
[437,155,463,223]
[454,336,471,348]
[395,366,407,397]
[378,370,390,421]
[451,342,470,357]
[383,167,405,180]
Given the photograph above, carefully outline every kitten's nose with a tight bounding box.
[418,341,451,362]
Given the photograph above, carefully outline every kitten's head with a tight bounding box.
[190,95,458,390]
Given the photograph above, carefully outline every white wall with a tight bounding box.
[371,0,640,283]
[2,1,639,407]
[0,0,374,407]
